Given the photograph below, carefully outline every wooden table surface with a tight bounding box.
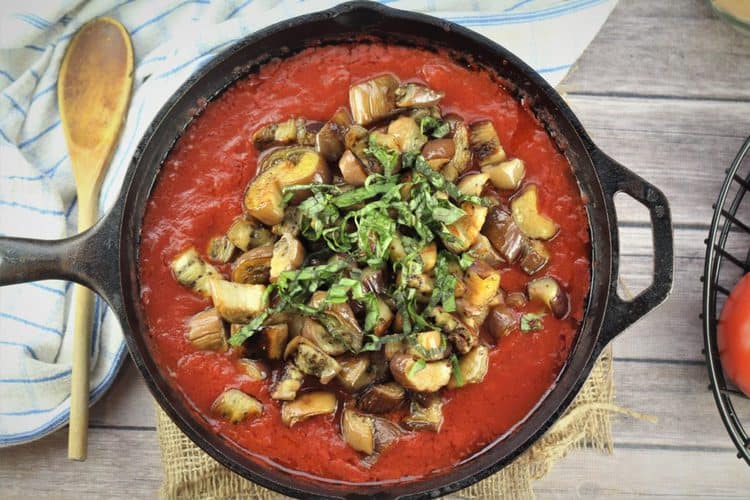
[3,1,750,497]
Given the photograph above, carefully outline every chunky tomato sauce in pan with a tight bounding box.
[139,44,590,482]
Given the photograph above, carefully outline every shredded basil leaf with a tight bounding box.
[451,354,465,387]
[365,138,400,176]
[459,253,474,270]
[419,116,450,138]
[361,333,407,352]
[408,358,427,378]
[413,155,489,207]
[228,311,269,346]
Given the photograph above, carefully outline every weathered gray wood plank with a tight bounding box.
[0,428,162,499]
[3,424,748,499]
[89,361,156,430]
[612,360,750,450]
[534,445,750,498]
[567,94,750,139]
[565,95,750,226]
[561,0,750,101]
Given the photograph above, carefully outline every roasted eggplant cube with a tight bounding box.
[208,280,266,323]
[443,202,488,253]
[231,244,273,284]
[342,408,401,456]
[421,139,455,170]
[226,216,274,252]
[482,206,525,263]
[405,330,450,361]
[270,233,305,282]
[211,389,263,424]
[402,395,444,432]
[301,317,348,356]
[395,83,444,108]
[357,383,406,414]
[389,354,451,393]
[511,184,559,240]
[442,121,470,182]
[482,158,525,191]
[486,306,517,339]
[259,323,289,360]
[432,308,478,355]
[349,75,399,125]
[527,277,570,319]
[237,359,268,381]
[281,391,337,427]
[337,355,375,392]
[186,308,227,352]
[243,148,330,225]
[271,363,304,401]
[170,247,221,297]
[467,234,504,267]
[520,240,550,275]
[206,235,236,264]
[469,120,506,167]
[285,337,341,384]
[448,345,489,388]
[339,150,368,187]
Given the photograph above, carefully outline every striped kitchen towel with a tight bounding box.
[0,0,617,447]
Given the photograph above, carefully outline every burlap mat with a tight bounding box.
[155,345,653,499]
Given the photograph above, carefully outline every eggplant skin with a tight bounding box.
[186,308,227,352]
[395,83,444,108]
[357,383,405,414]
[483,206,525,263]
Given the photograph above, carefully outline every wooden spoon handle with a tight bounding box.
[68,197,98,461]
[68,284,94,460]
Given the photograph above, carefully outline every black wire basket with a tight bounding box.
[702,136,750,465]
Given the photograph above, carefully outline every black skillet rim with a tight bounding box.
[117,2,615,498]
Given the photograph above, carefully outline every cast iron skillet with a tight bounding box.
[0,2,674,498]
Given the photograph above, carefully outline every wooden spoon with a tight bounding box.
[58,17,133,461]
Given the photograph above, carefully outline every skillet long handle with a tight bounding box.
[0,235,86,285]
[592,148,674,347]
[0,209,121,296]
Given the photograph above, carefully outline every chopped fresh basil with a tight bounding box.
[458,253,474,270]
[361,333,407,352]
[419,116,450,138]
[451,354,465,387]
[365,138,400,176]
[408,358,427,378]
[230,152,490,350]
[228,311,268,346]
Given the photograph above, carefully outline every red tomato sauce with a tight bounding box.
[138,44,591,483]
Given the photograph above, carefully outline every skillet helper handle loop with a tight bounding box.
[593,148,674,346]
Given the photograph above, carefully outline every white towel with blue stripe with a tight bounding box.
[0,0,617,447]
